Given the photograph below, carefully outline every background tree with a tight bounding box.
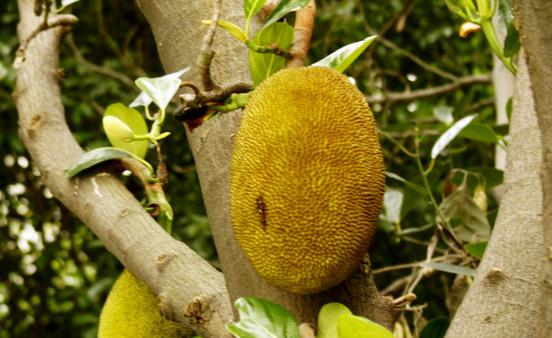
[2,0,549,337]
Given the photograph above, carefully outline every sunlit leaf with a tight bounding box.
[129,91,152,108]
[433,106,454,126]
[65,147,150,178]
[337,315,393,338]
[202,19,247,43]
[103,103,149,159]
[316,303,352,338]
[249,22,294,85]
[56,0,80,12]
[382,187,403,224]
[227,297,300,338]
[420,262,476,277]
[420,317,450,338]
[135,67,189,111]
[311,36,377,73]
[263,0,309,29]
[431,114,478,159]
[464,241,488,259]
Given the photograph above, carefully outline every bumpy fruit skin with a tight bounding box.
[98,270,192,338]
[230,67,385,294]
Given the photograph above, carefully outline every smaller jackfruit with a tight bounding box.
[98,269,192,338]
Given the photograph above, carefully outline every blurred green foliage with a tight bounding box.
[0,0,505,337]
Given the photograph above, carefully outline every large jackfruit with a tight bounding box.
[98,269,192,338]
[230,67,385,294]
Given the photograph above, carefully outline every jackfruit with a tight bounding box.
[230,67,385,294]
[98,269,192,338]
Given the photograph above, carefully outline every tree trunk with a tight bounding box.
[447,1,552,335]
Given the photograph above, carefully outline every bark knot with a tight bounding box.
[483,267,505,286]
[157,253,176,272]
[184,296,212,326]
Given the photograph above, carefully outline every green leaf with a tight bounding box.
[464,241,488,259]
[498,0,519,58]
[420,262,476,277]
[103,103,149,159]
[227,297,300,338]
[431,114,478,159]
[440,186,491,242]
[202,19,247,43]
[65,147,151,178]
[420,317,450,338]
[311,36,377,73]
[244,0,268,35]
[263,0,309,29]
[249,22,294,85]
[337,315,393,338]
[458,123,499,144]
[385,172,426,195]
[135,67,189,111]
[316,303,352,338]
[466,167,504,188]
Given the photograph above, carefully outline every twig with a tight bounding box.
[367,74,491,104]
[14,14,78,68]
[372,254,461,274]
[299,323,316,338]
[287,0,316,67]
[392,293,417,307]
[66,34,135,88]
[198,0,222,90]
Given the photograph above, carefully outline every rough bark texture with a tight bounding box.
[14,1,233,337]
[137,0,397,327]
[517,2,552,335]
[448,2,552,336]
[446,52,545,337]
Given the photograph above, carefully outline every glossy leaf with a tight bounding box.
[249,22,294,85]
[227,297,300,338]
[458,123,499,144]
[440,186,491,242]
[420,317,450,338]
[337,315,393,338]
[135,67,189,111]
[316,303,352,338]
[103,103,149,159]
[203,19,247,43]
[464,241,488,259]
[263,0,309,29]
[65,147,145,178]
[311,36,377,73]
[431,114,478,159]
[420,262,476,277]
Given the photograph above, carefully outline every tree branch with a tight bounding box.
[13,1,232,337]
[287,0,316,68]
[446,52,548,337]
[367,74,491,104]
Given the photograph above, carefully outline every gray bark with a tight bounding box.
[137,0,397,327]
[14,1,233,337]
[447,1,552,335]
